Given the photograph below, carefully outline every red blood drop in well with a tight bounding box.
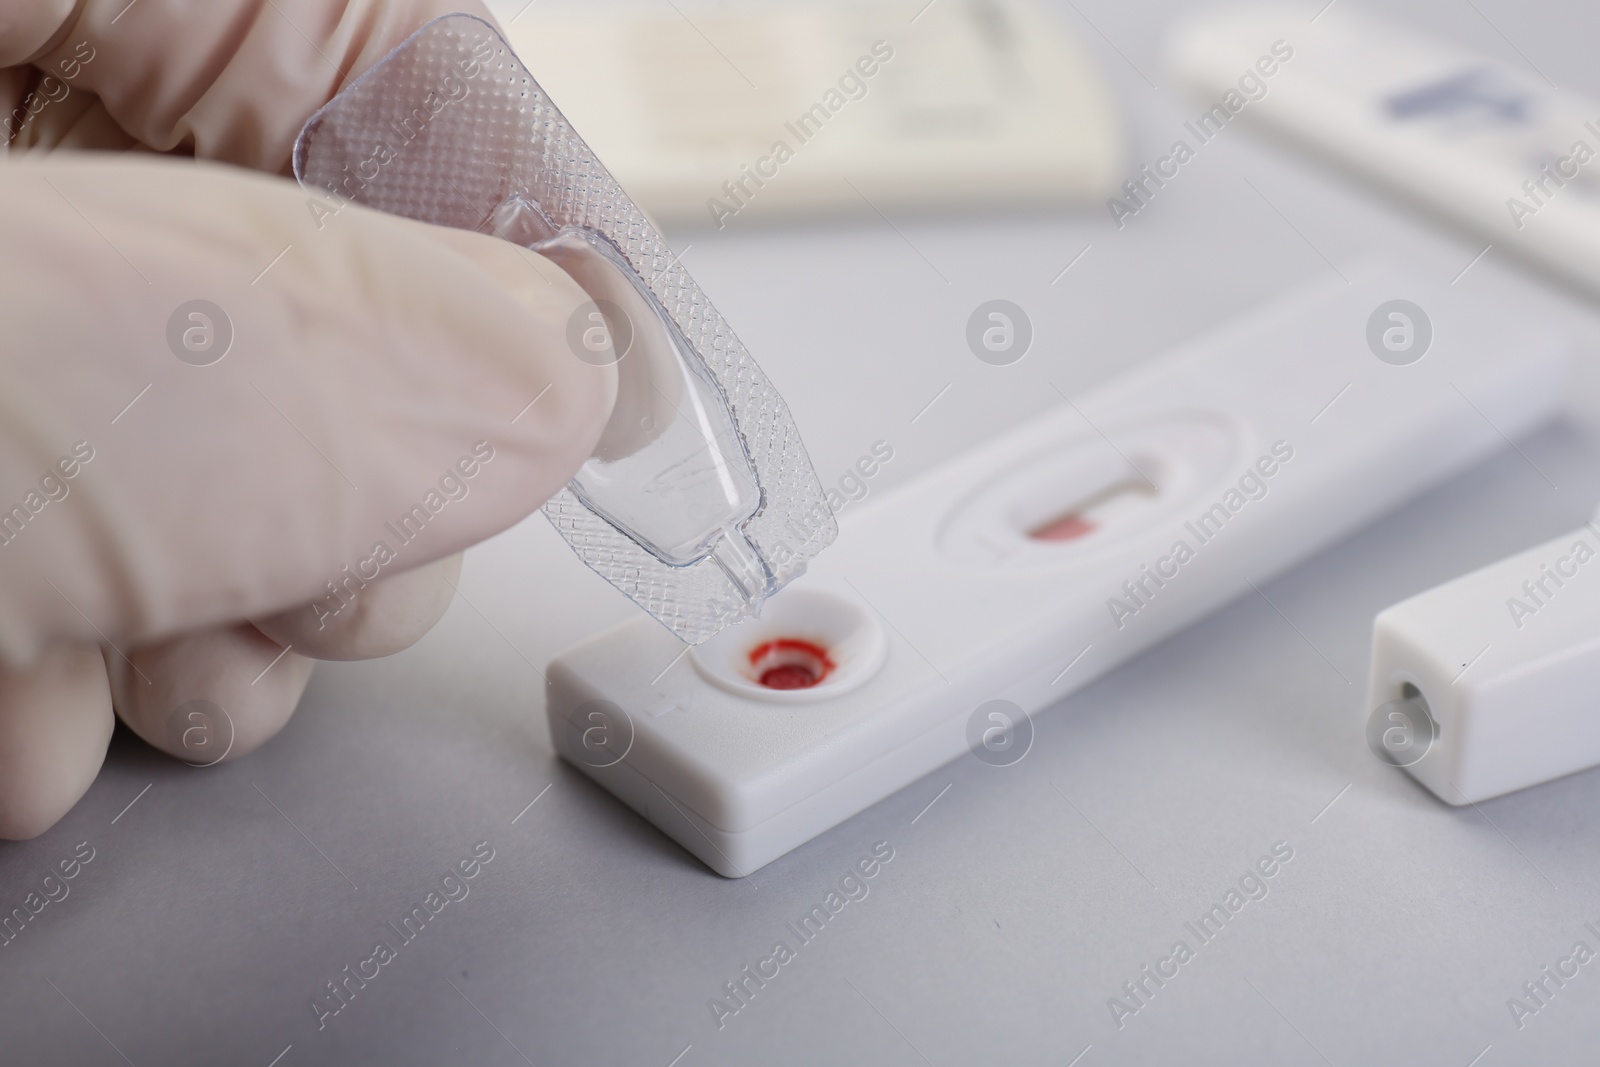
[759,664,821,689]
[748,638,834,691]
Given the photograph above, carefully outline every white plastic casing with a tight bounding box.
[1166,5,1600,296]
[548,264,1569,876]
[501,0,1123,225]
[1369,518,1600,805]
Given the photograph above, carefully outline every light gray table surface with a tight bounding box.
[9,0,1600,1063]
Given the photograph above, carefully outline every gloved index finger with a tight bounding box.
[3,0,499,172]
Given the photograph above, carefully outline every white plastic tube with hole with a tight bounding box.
[547,263,1568,877]
[1368,512,1600,805]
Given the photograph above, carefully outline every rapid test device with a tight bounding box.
[548,263,1569,876]
[498,0,1123,226]
[1169,4,1600,298]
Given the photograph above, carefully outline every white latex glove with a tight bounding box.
[0,0,617,838]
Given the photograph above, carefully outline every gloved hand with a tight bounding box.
[0,0,616,838]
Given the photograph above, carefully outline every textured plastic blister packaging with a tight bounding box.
[293,14,836,643]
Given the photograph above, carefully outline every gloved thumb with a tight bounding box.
[0,154,615,668]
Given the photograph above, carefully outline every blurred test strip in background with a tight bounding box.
[488,0,1124,229]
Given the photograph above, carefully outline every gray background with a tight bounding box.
[9,0,1600,1063]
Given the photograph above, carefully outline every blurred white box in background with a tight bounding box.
[492,0,1123,229]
